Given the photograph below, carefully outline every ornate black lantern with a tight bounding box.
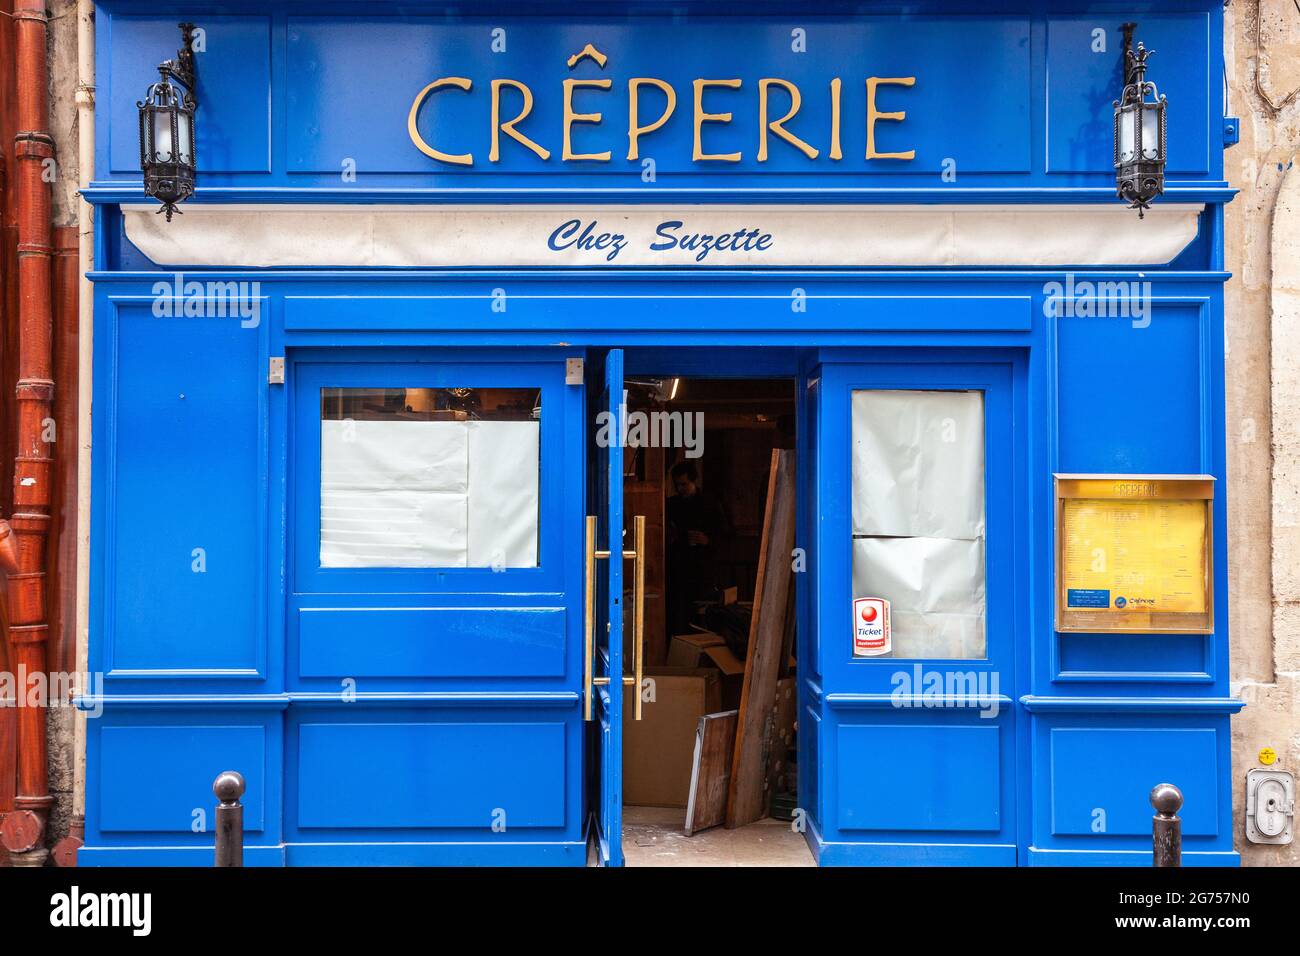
[1113,23,1167,218]
[138,23,198,221]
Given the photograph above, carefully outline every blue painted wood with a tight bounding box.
[83,708,284,857]
[84,184,1239,207]
[98,724,267,832]
[104,15,273,176]
[591,348,625,866]
[1049,726,1218,835]
[1056,300,1210,474]
[1056,631,1213,682]
[1027,713,1237,858]
[102,299,269,680]
[296,720,568,828]
[283,295,1035,333]
[79,845,289,867]
[808,356,1024,862]
[80,0,1239,867]
[297,607,568,678]
[92,2,1225,193]
[1045,15,1211,177]
[1019,696,1243,714]
[837,724,1003,832]
[1026,848,1240,866]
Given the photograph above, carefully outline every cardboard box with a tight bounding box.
[623,667,722,808]
[667,631,746,710]
[667,631,723,667]
[667,631,744,675]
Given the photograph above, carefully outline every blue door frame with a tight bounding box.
[588,348,626,865]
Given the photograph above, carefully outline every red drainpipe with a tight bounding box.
[0,0,56,866]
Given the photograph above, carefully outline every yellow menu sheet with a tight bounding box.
[1062,498,1208,614]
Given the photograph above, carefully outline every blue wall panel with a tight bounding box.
[297,606,568,678]
[836,723,1002,832]
[1057,632,1210,681]
[98,724,267,832]
[106,15,271,175]
[106,303,266,675]
[90,2,1225,194]
[1056,303,1206,473]
[296,719,567,829]
[286,16,1030,177]
[1049,726,1219,836]
[1047,15,1211,177]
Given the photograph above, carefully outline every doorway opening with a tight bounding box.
[618,376,811,866]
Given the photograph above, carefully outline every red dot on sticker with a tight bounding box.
[860,605,877,623]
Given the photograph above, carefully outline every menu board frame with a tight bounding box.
[1054,474,1215,635]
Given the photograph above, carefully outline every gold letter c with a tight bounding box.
[408,77,474,166]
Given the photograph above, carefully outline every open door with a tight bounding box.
[585,348,646,866]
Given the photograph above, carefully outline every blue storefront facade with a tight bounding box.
[79,1,1242,866]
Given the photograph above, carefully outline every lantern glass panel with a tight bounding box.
[177,110,193,165]
[151,109,175,163]
[1117,106,1136,163]
[1141,105,1161,161]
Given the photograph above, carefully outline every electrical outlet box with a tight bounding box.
[1245,768,1294,845]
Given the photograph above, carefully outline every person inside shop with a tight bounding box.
[666,460,730,635]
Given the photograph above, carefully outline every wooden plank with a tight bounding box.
[726,448,796,828]
[684,710,738,836]
[779,573,797,677]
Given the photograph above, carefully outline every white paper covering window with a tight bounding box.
[320,417,539,569]
[466,420,541,568]
[851,390,986,659]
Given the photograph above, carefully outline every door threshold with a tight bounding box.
[618,805,815,867]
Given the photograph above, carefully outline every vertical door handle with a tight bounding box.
[583,515,597,721]
[630,514,646,721]
[583,514,647,721]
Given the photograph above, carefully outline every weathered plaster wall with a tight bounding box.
[1225,0,1300,866]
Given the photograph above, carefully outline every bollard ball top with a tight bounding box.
[1150,782,1183,814]
[213,770,246,803]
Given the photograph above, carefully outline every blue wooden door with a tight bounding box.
[587,348,626,866]
[285,350,588,865]
[801,354,1024,865]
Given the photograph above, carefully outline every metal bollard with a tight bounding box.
[213,771,246,867]
[1150,782,1183,867]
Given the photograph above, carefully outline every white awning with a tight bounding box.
[121,202,1203,269]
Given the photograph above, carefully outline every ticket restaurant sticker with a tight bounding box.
[853,597,891,657]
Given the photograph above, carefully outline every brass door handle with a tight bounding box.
[583,514,647,721]
[583,515,597,721]
[630,514,646,721]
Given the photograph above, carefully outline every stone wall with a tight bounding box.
[1225,0,1300,866]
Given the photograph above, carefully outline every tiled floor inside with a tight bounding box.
[618,805,815,867]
